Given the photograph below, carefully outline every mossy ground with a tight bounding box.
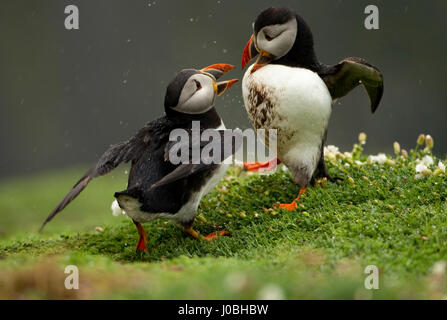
[0,137,446,299]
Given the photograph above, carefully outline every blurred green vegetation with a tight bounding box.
[0,166,130,239]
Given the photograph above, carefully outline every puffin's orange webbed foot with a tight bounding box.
[244,158,280,172]
[274,187,307,212]
[276,202,298,211]
[202,230,230,241]
[183,226,230,241]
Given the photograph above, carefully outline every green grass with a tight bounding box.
[0,136,446,299]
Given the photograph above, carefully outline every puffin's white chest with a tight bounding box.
[242,64,332,185]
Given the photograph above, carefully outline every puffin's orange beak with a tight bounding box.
[216,79,238,96]
[201,63,235,80]
[241,35,258,69]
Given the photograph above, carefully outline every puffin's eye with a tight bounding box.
[194,80,202,90]
[265,34,273,41]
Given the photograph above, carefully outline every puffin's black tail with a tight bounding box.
[39,169,94,232]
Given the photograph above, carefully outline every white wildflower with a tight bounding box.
[343,152,353,159]
[368,153,387,164]
[325,145,340,154]
[415,162,428,173]
[415,162,432,179]
[420,155,434,166]
[434,161,446,176]
[324,145,341,161]
[438,161,446,173]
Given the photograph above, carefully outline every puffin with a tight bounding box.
[40,64,240,252]
[240,7,384,210]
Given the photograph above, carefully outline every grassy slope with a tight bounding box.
[0,139,446,299]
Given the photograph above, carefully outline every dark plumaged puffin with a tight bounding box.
[240,7,384,210]
[40,64,239,252]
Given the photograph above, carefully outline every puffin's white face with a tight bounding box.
[255,18,297,60]
[172,73,216,114]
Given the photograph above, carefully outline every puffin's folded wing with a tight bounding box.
[151,129,243,189]
[40,125,156,231]
[320,57,384,113]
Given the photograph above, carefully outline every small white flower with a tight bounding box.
[324,145,341,161]
[325,145,340,154]
[233,159,244,167]
[344,152,353,159]
[438,161,445,173]
[434,161,446,176]
[415,162,432,179]
[415,162,428,173]
[420,155,434,167]
[368,153,387,164]
[111,200,125,216]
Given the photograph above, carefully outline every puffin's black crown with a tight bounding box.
[164,69,198,110]
[254,7,295,34]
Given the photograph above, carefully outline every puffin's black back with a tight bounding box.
[115,107,222,214]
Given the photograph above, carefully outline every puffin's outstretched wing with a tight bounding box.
[39,122,162,231]
[319,57,384,113]
[150,129,243,189]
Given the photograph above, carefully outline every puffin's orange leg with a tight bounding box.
[244,158,280,172]
[183,226,230,241]
[275,187,307,211]
[133,220,149,252]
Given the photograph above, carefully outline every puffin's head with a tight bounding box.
[241,7,315,72]
[164,64,238,116]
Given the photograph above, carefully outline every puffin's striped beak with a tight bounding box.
[241,35,259,69]
[201,64,235,80]
[216,79,238,96]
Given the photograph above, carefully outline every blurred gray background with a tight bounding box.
[1,0,446,180]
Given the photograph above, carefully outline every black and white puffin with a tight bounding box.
[241,7,384,210]
[40,64,239,252]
